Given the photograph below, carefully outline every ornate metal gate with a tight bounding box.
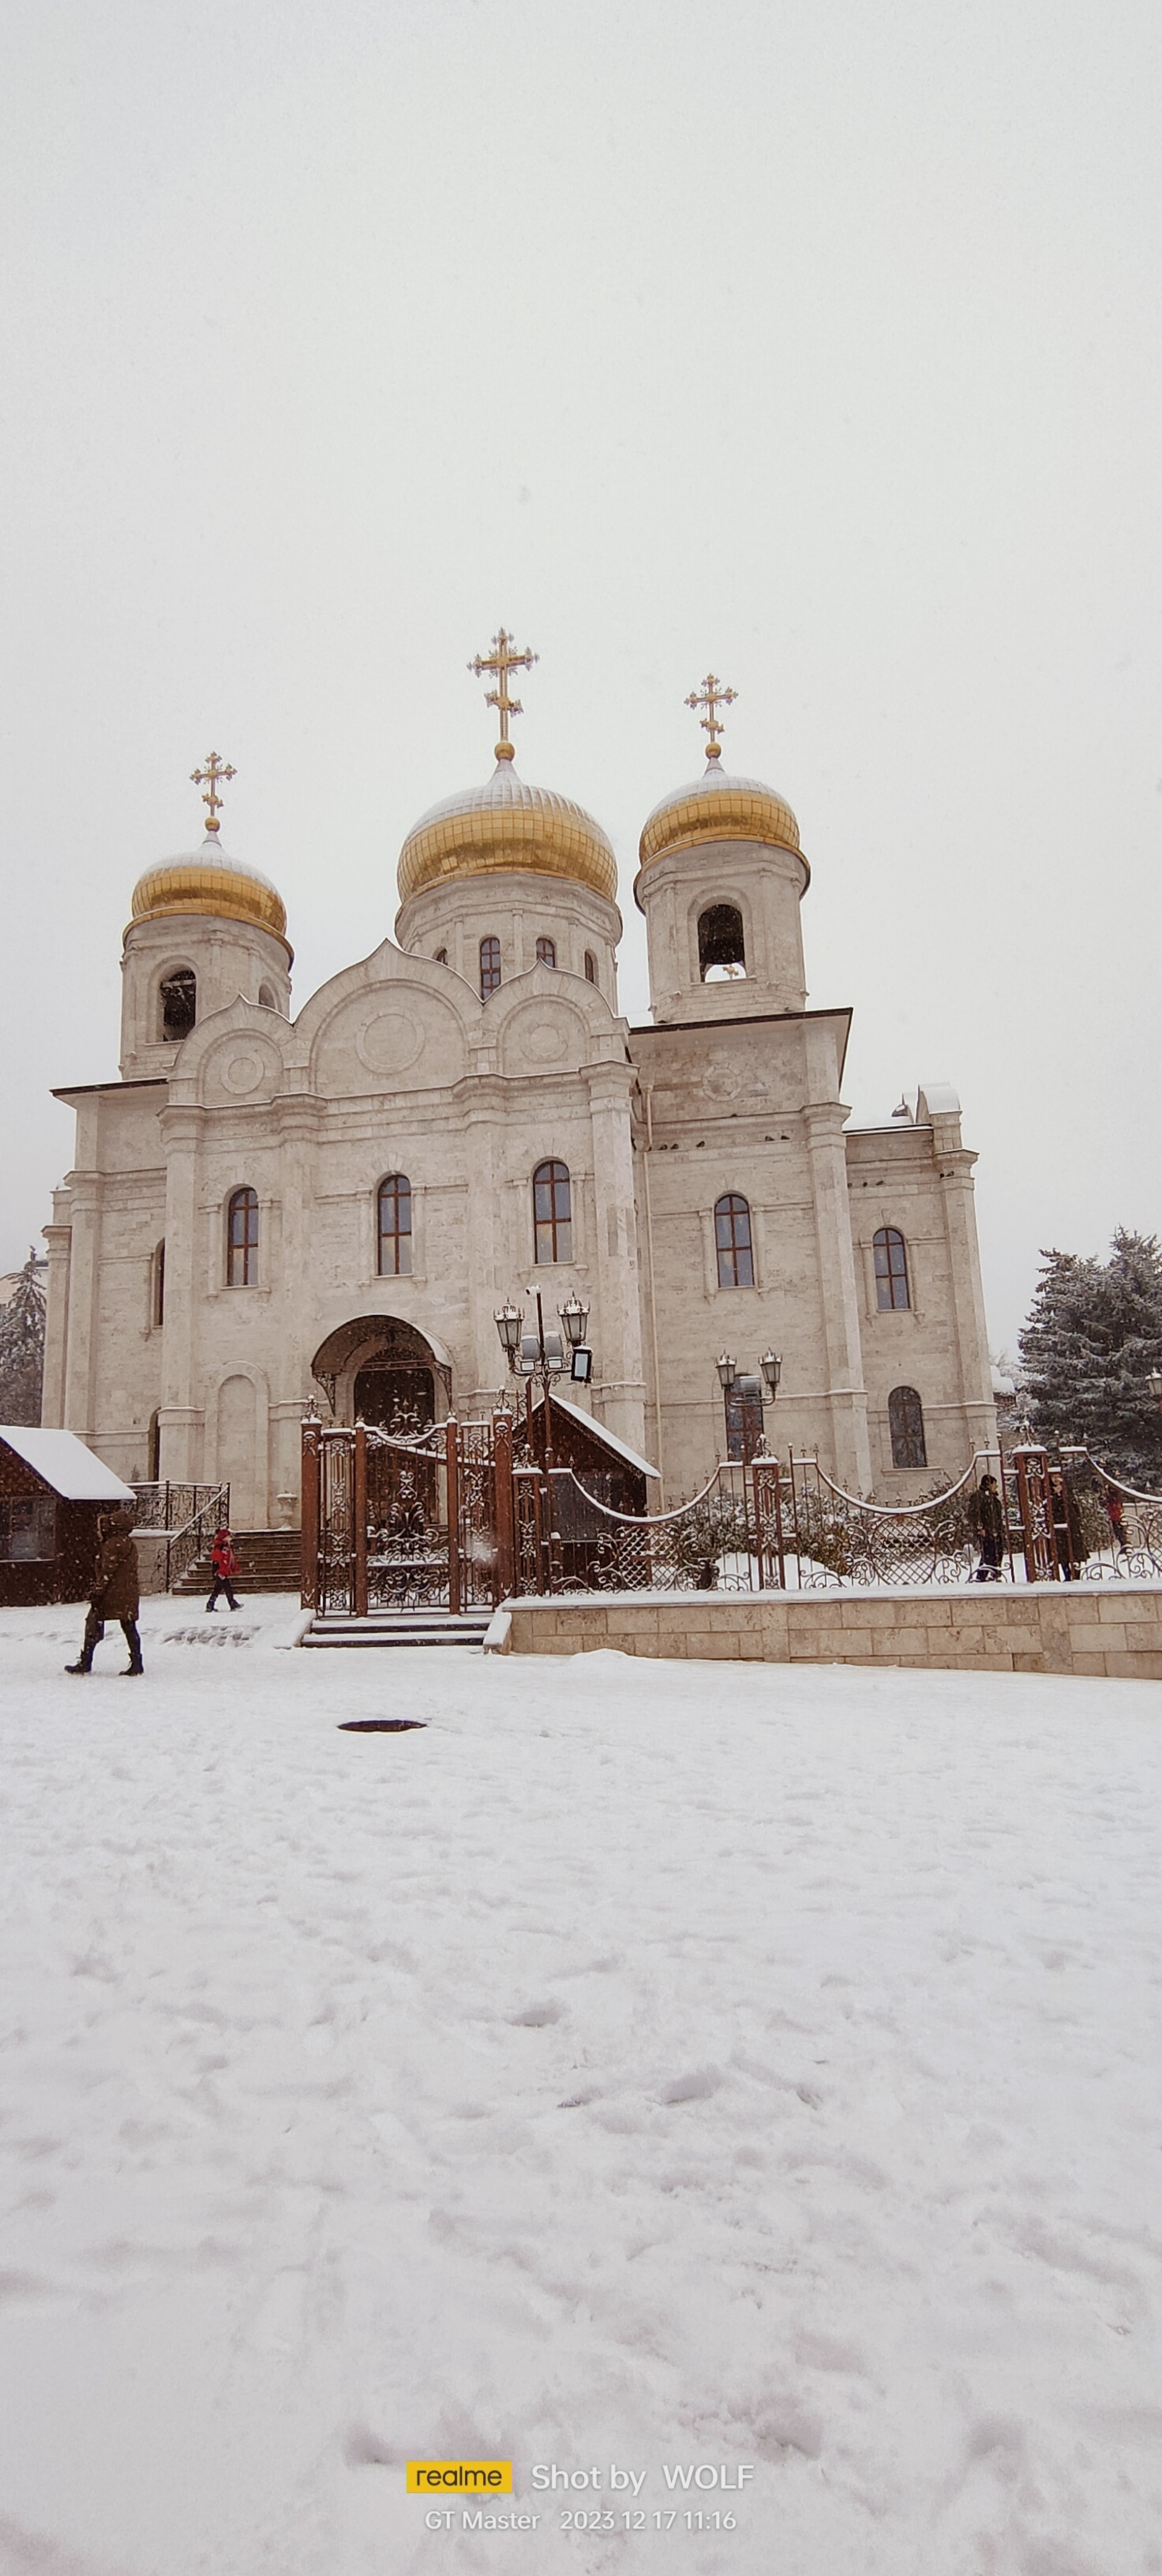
[302,1414,514,1615]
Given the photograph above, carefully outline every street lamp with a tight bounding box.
[559,1291,590,1350]
[493,1299,524,1363]
[714,1349,783,1463]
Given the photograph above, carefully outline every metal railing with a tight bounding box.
[531,1446,1162,1594]
[130,1481,231,1590]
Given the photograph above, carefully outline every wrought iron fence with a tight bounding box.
[538,1446,1162,1596]
[301,1415,1162,1616]
[131,1480,226,1535]
[163,1484,231,1591]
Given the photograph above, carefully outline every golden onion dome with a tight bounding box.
[637,749,806,888]
[129,831,292,959]
[396,749,618,905]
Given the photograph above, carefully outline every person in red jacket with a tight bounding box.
[206,1526,240,1612]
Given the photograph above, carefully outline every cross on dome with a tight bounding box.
[468,628,538,764]
[685,672,738,764]
[190,750,237,835]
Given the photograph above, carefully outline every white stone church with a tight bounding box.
[42,643,996,1524]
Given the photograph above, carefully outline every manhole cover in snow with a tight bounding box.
[337,1719,427,1734]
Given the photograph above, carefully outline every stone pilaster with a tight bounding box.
[803,1101,872,1490]
[586,1065,647,1453]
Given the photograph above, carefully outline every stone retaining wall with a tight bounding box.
[487,1584,1162,1680]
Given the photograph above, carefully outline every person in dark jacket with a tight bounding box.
[971,1473,1006,1580]
[205,1525,240,1612]
[1049,1472,1087,1581]
[66,1507,143,1675]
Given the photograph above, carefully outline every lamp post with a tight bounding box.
[494,1293,592,1585]
[715,1349,783,1463]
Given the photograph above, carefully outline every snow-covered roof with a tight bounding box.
[916,1081,961,1120]
[537,1391,661,1480]
[0,1427,136,1503]
[991,1364,1016,1397]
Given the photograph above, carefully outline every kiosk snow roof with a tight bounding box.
[0,1427,136,1503]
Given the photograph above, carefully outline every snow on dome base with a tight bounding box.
[396,761,617,905]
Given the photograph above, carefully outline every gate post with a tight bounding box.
[446,1417,462,1615]
[1015,1446,1059,1583]
[353,1423,368,1617]
[301,1421,320,1610]
[493,1410,515,1602]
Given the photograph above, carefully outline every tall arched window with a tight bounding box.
[153,1240,165,1328]
[160,968,197,1040]
[533,1159,572,1264]
[874,1226,911,1310]
[583,950,597,985]
[698,904,746,980]
[377,1174,413,1276]
[479,936,502,997]
[888,1385,927,1469]
[226,1187,258,1286]
[715,1193,755,1288]
[536,936,556,968]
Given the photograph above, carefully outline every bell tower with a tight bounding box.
[634,677,810,1025]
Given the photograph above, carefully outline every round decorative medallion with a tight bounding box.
[220,1051,267,1095]
[520,1017,569,1064]
[356,1011,424,1075]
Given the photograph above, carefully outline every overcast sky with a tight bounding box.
[2,0,1159,1357]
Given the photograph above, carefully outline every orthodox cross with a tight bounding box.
[685,672,738,760]
[191,750,237,833]
[468,628,538,760]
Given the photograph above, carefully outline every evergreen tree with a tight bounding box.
[0,1248,47,1426]
[1019,1229,1162,1486]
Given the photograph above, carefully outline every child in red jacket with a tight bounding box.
[206,1526,240,1612]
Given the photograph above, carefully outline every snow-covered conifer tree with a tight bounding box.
[0,1248,47,1426]
[1019,1230,1162,1486]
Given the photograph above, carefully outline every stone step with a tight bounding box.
[301,1610,492,1649]
[174,1529,302,1596]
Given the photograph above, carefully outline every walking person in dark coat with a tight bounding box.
[205,1525,240,1612]
[66,1507,143,1676]
[971,1472,1006,1581]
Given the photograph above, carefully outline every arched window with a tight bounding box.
[536,936,556,968]
[698,904,746,982]
[258,983,277,1010]
[479,936,502,997]
[434,947,447,965]
[153,1240,165,1328]
[583,950,597,985]
[377,1174,413,1277]
[874,1227,911,1310]
[888,1385,927,1469]
[226,1187,258,1287]
[148,1411,161,1481]
[715,1193,754,1288]
[160,967,197,1040]
[533,1159,572,1264]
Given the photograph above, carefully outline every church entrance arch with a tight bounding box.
[310,1316,451,1433]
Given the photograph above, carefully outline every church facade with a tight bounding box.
[42,649,996,1522]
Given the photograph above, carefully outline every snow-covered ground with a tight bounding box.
[1,1595,1161,2576]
